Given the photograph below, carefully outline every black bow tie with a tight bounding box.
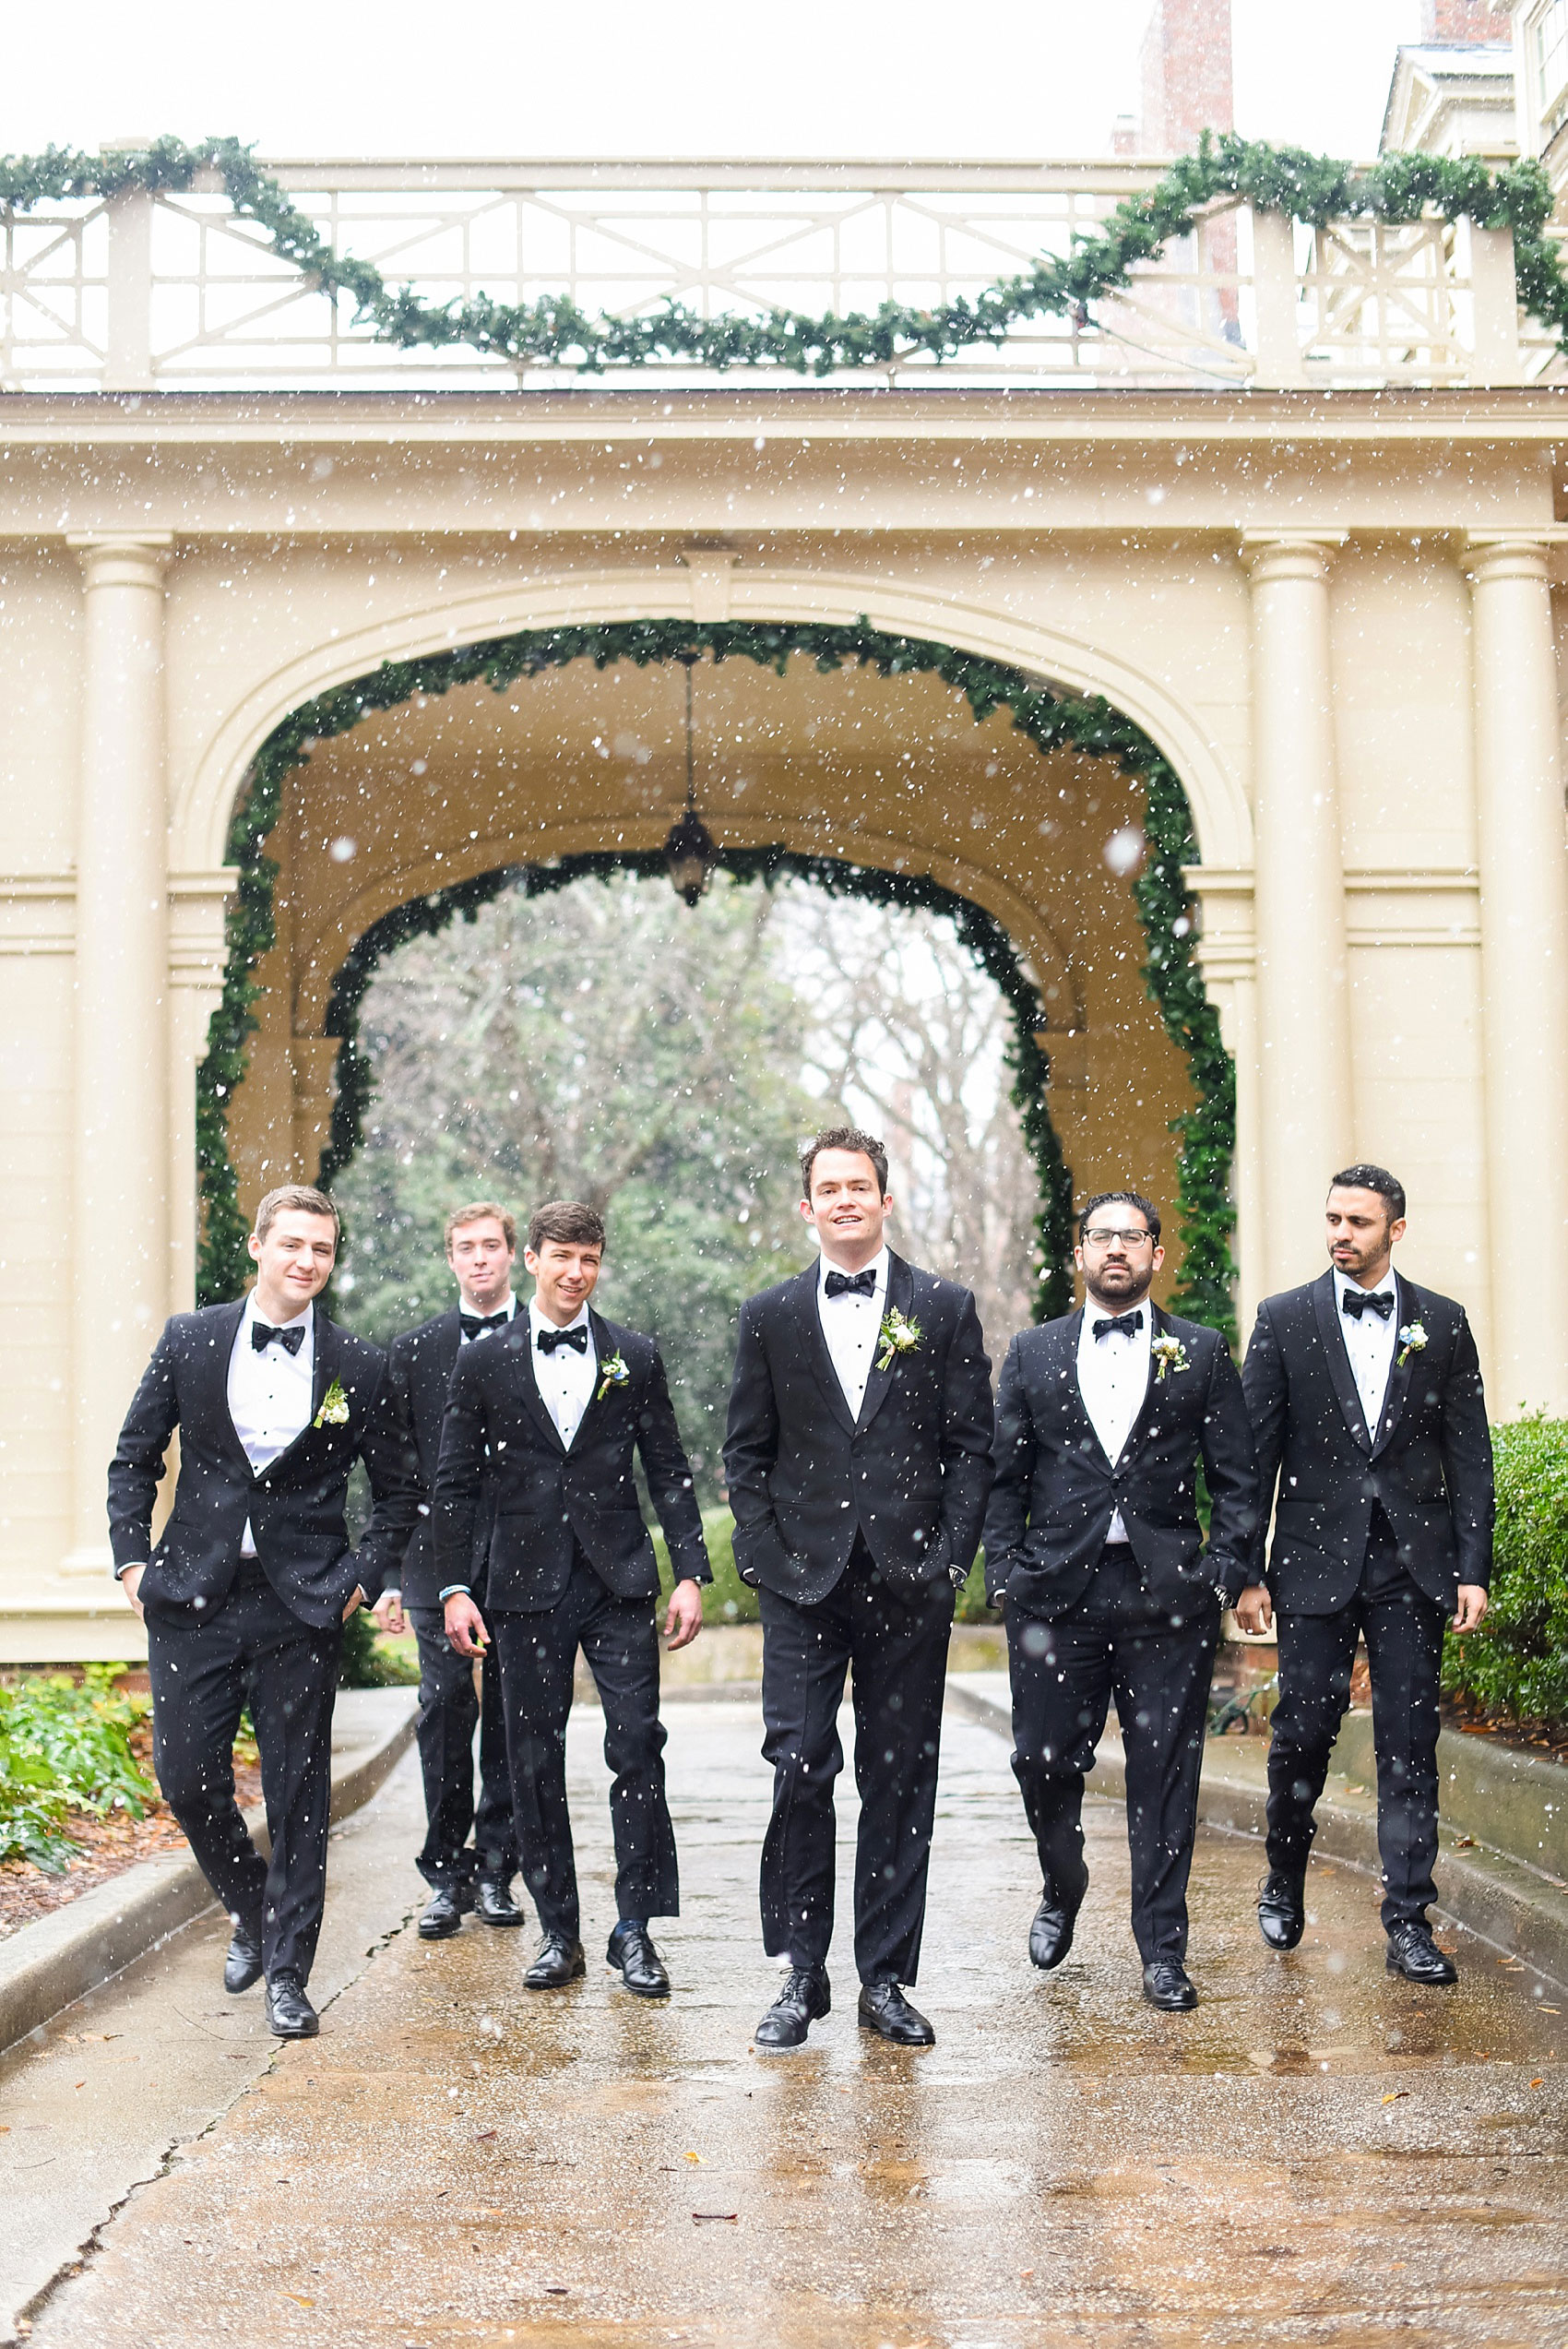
[537,1323,589,1355]
[460,1310,510,1339]
[252,1320,306,1355]
[1092,1310,1144,1341]
[824,1268,877,1299]
[1342,1288,1395,1322]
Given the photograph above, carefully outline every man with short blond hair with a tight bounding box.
[380,1201,523,1939]
[109,1185,420,2038]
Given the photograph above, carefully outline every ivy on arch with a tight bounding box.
[198,619,1237,1343]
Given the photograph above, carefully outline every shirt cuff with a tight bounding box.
[114,1561,148,1581]
[378,1587,401,1603]
[438,1584,471,1602]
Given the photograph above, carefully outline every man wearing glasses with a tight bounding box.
[982,1192,1257,2010]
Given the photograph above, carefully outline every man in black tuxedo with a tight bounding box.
[435,1199,708,1998]
[108,1185,420,2038]
[724,1127,993,2050]
[1238,1164,1493,1985]
[378,1201,522,1941]
[982,1189,1257,2010]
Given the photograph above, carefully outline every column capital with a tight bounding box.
[66,532,174,591]
[1461,533,1554,588]
[1239,531,1345,584]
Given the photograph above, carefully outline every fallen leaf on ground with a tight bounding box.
[1381,2091,1408,2105]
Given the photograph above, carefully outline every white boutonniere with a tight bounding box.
[314,1376,350,1428]
[1396,1322,1427,1368]
[596,1352,630,1403]
[876,1307,922,1372]
[1151,1333,1190,1382]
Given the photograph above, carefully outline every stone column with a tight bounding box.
[1241,534,1354,1293]
[1464,537,1568,1413]
[64,534,173,1571]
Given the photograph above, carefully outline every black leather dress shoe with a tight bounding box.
[474,1876,523,1927]
[607,1922,671,1997]
[265,1970,319,2037]
[1028,1869,1089,1972]
[223,1916,264,1995]
[858,1979,935,2046]
[523,1932,587,1990]
[1385,1920,1458,1985]
[1142,1958,1198,2011]
[754,1966,831,2049]
[1257,1870,1307,1951]
[418,1883,469,1940]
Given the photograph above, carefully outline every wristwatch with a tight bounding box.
[949,1562,969,1589]
[1213,1581,1233,1611]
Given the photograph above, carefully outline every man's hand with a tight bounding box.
[1452,1583,1489,1634]
[1233,1582,1274,1637]
[445,1592,490,1659]
[662,1579,704,1651]
[372,1589,406,1638]
[119,1564,147,1622]
[341,1584,366,1623]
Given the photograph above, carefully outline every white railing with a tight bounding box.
[0,158,1552,394]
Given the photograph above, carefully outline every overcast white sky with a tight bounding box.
[2,1,1441,163]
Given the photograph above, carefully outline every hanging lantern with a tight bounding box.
[665,650,716,906]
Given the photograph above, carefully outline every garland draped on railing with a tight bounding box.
[198,620,1236,1343]
[0,134,1562,376]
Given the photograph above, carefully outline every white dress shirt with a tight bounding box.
[1075,1298,1153,1544]
[228,1294,315,1557]
[816,1246,889,1422]
[529,1297,597,1449]
[1334,1268,1399,1439]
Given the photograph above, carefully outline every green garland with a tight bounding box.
[197,620,1233,1339]
[0,134,1562,376]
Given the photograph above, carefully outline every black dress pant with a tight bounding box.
[146,1562,339,1984]
[1007,1547,1219,1964]
[1266,1509,1448,1930]
[758,1538,955,1985]
[490,1551,677,1942]
[407,1605,517,1888]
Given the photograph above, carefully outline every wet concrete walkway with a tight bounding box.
[11,1697,1568,2347]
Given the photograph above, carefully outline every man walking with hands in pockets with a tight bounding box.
[982,1191,1257,2010]
[725,1127,993,2051]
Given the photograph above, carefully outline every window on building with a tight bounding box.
[1536,0,1568,122]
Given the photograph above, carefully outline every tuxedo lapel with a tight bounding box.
[1313,1271,1372,1452]
[1115,1301,1168,1465]
[796,1267,857,1439]
[1372,1274,1421,1458]
[208,1300,252,1469]
[505,1317,567,1455]
[855,1255,911,1436]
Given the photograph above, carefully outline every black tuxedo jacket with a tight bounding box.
[722,1253,994,1607]
[108,1302,422,1629]
[386,1305,504,1609]
[433,1309,709,1613]
[982,1304,1258,1617]
[1241,1270,1493,1613]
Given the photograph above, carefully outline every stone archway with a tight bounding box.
[206,617,1232,1331]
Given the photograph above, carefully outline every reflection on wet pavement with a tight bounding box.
[30,1699,1568,2347]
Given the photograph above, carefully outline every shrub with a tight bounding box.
[655,1508,759,1625]
[0,1666,155,1872]
[1442,1416,1568,1734]
[339,1605,421,1688]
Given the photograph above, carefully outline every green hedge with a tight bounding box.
[1442,1417,1568,1734]
[0,1667,154,1871]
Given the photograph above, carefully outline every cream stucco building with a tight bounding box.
[3,104,1568,1653]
